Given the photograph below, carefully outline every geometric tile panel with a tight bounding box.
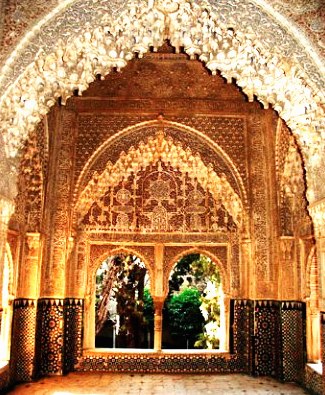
[28,298,306,381]
[0,365,10,392]
[253,300,281,378]
[64,299,83,374]
[35,299,64,376]
[303,364,322,395]
[232,299,253,372]
[280,302,305,383]
[10,299,37,382]
[77,352,244,373]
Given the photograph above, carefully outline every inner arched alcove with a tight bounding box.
[5,37,317,384]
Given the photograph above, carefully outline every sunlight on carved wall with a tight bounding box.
[0,0,323,207]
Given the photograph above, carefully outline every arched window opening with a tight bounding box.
[162,253,225,350]
[95,254,154,349]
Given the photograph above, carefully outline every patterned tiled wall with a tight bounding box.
[74,298,307,377]
[0,365,10,393]
[11,297,305,381]
[35,299,64,376]
[280,302,305,383]
[64,299,83,373]
[10,299,37,382]
[77,353,241,373]
[304,364,322,395]
[252,300,306,381]
[253,300,281,377]
[232,299,252,371]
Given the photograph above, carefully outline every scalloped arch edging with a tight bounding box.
[0,0,324,202]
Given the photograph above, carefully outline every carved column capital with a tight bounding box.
[152,296,165,311]
[17,232,41,299]
[25,232,41,251]
[279,236,295,260]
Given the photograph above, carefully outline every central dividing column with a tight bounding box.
[153,244,165,351]
[153,297,164,352]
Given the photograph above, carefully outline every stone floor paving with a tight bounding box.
[6,373,310,395]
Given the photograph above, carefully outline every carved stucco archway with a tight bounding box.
[74,120,248,207]
[0,0,323,205]
[75,121,246,229]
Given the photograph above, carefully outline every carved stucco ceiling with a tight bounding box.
[0,0,324,204]
[0,0,323,96]
[0,0,323,68]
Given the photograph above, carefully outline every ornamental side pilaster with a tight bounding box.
[240,238,252,299]
[41,107,77,298]
[247,114,277,299]
[309,199,325,310]
[278,236,297,300]
[17,232,41,299]
[67,234,88,298]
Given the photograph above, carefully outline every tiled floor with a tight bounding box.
[6,373,310,394]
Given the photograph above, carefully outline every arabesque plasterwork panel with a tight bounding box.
[0,0,323,96]
[247,115,270,283]
[41,110,76,297]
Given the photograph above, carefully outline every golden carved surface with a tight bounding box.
[4,24,320,357]
[76,129,244,230]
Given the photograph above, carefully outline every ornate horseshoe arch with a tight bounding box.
[74,120,248,232]
[74,120,248,208]
[76,120,246,352]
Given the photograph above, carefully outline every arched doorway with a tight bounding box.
[95,254,154,349]
[162,253,227,351]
